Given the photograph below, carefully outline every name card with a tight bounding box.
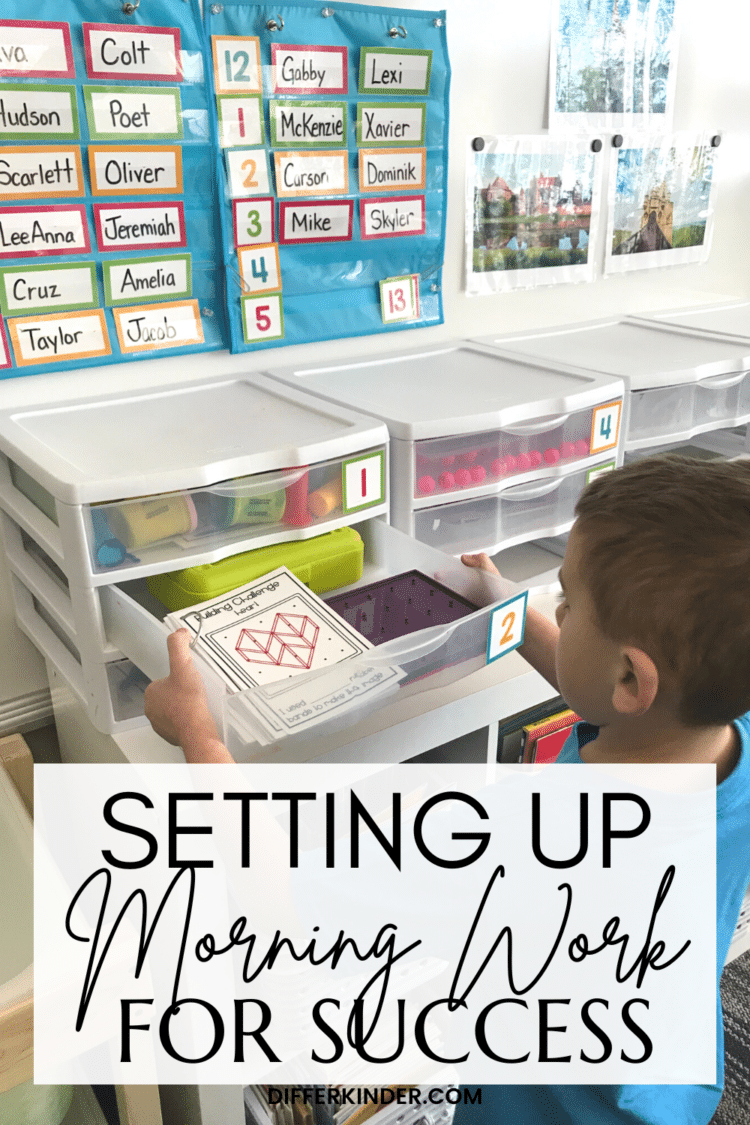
[279,200,353,244]
[83,24,182,81]
[360,195,425,239]
[7,308,110,366]
[103,253,191,305]
[0,204,89,258]
[0,261,97,316]
[225,148,271,199]
[0,145,84,200]
[216,94,264,148]
[113,299,203,353]
[274,150,349,198]
[0,20,74,79]
[84,86,182,141]
[358,47,432,95]
[359,147,425,192]
[269,100,346,147]
[0,83,79,140]
[232,197,275,247]
[212,36,261,93]
[356,102,426,147]
[0,320,9,368]
[271,44,347,95]
[93,201,186,252]
[88,145,182,195]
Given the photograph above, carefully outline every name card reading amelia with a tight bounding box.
[84,86,182,141]
[0,146,84,200]
[279,200,353,244]
[88,145,182,195]
[271,44,347,95]
[360,195,425,239]
[269,100,346,148]
[357,103,426,147]
[83,24,182,81]
[0,261,97,316]
[359,47,432,95]
[359,148,426,192]
[113,299,203,353]
[103,253,191,305]
[274,150,349,197]
[93,202,186,252]
[7,308,110,366]
[0,204,90,258]
[0,20,75,79]
[0,84,79,140]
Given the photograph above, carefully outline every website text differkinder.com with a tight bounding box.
[266,1088,482,1107]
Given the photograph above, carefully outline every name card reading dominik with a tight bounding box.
[0,146,84,200]
[216,94,264,148]
[271,44,347,95]
[358,47,432,95]
[359,147,426,192]
[360,194,425,239]
[357,102,426,147]
[103,253,191,305]
[113,299,203,353]
[83,24,182,82]
[269,100,347,147]
[211,36,261,93]
[0,261,97,316]
[7,308,110,365]
[0,204,90,258]
[93,202,186,252]
[0,20,75,79]
[274,150,349,197]
[225,148,271,198]
[0,84,79,140]
[88,145,182,195]
[278,200,353,244]
[84,86,182,141]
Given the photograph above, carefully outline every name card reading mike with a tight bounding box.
[0,204,90,258]
[358,47,432,96]
[7,308,110,365]
[274,150,349,197]
[358,148,426,192]
[0,146,84,199]
[0,83,79,140]
[360,195,425,239]
[83,24,182,82]
[83,86,182,141]
[112,298,203,352]
[269,100,347,147]
[356,103,426,147]
[0,260,97,316]
[278,200,353,244]
[0,20,75,79]
[270,44,347,95]
[88,145,182,194]
[93,202,186,252]
[103,253,191,305]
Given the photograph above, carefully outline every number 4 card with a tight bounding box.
[380,273,420,324]
[242,292,284,343]
[237,243,281,295]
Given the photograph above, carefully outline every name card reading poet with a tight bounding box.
[274,150,349,198]
[271,44,347,95]
[0,204,90,258]
[93,202,186,252]
[113,299,203,353]
[357,103,426,147]
[0,261,97,316]
[0,146,84,200]
[88,145,182,195]
[278,200,353,244]
[359,148,425,193]
[269,100,347,148]
[0,84,79,141]
[84,86,182,141]
[0,20,75,79]
[358,47,432,96]
[7,308,110,366]
[83,24,182,81]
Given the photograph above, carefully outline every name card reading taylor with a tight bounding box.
[7,309,110,365]
[0,146,84,200]
[113,299,203,353]
[271,44,347,95]
[0,204,89,258]
[0,20,75,79]
[83,24,182,81]
[88,145,182,194]
[93,202,186,252]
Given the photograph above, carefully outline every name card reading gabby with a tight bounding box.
[274,150,349,197]
[0,20,75,79]
[82,24,182,82]
[0,146,84,200]
[113,298,203,353]
[93,202,186,252]
[7,308,110,365]
[0,83,79,140]
[88,145,182,195]
[359,147,426,192]
[0,260,97,316]
[0,204,90,258]
[356,103,426,147]
[358,47,432,96]
[103,253,191,305]
[83,86,182,142]
[269,100,347,148]
[270,43,347,95]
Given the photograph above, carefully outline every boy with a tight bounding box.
[145,454,750,1123]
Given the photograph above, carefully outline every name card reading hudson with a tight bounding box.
[103,253,191,305]
[88,145,182,195]
[84,86,182,141]
[0,204,90,258]
[0,83,79,140]
[274,150,349,197]
[360,195,425,239]
[0,146,84,200]
[271,44,347,95]
[93,202,186,252]
[0,261,97,316]
[7,308,110,365]
[0,20,75,79]
[83,24,182,81]
[279,200,353,244]
[113,299,203,353]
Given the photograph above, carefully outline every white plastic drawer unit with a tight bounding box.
[474,318,750,451]
[0,374,389,585]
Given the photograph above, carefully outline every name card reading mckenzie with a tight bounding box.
[84,86,182,142]
[274,150,349,198]
[0,84,79,141]
[269,100,346,148]
[83,24,182,82]
[0,204,90,259]
[93,202,186,252]
[0,20,75,79]
[103,253,191,305]
[358,47,432,96]
[356,103,426,147]
[113,299,203,353]
[359,148,426,193]
[88,146,182,195]
[7,308,110,366]
[360,195,425,239]
[0,261,97,316]
[0,146,84,200]
[278,200,353,245]
[270,44,347,95]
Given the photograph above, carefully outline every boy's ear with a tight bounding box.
[611,646,659,717]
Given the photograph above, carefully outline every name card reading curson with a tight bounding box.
[278,200,353,244]
[88,145,182,195]
[7,308,110,366]
[103,253,191,306]
[0,20,75,79]
[0,261,97,316]
[113,299,203,353]
[0,83,79,141]
[358,148,426,193]
[269,100,347,148]
[0,146,84,200]
[356,103,426,147]
[358,47,432,96]
[93,201,186,252]
[360,195,425,239]
[0,204,90,259]
[270,44,347,95]
[84,86,183,142]
[274,150,349,198]
[83,24,182,82]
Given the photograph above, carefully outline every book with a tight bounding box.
[521,708,580,763]
[496,696,567,762]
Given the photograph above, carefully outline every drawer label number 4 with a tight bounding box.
[342,450,386,512]
[590,400,622,453]
[487,591,528,664]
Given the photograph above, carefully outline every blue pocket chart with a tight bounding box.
[205,0,450,353]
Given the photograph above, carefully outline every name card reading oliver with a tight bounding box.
[0,21,75,79]
[360,195,425,239]
[88,145,182,195]
[84,86,182,141]
[0,146,84,200]
[83,24,182,82]
[271,44,347,95]
[0,84,79,141]
[269,100,347,148]
[358,47,432,95]
[232,197,275,247]
[216,94,264,148]
[359,148,426,193]
[225,148,271,199]
[0,261,97,316]
[279,200,353,245]
[0,204,90,258]
[7,308,110,366]
[103,253,191,305]
[274,150,349,198]
[212,36,261,93]
[113,299,203,353]
[93,202,186,252]
[357,103,426,147]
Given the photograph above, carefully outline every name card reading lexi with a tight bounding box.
[0,261,97,316]
[83,24,182,82]
[360,195,425,239]
[216,94,264,148]
[358,47,432,96]
[88,145,182,195]
[357,103,426,147]
[274,150,349,197]
[93,202,186,252]
[0,21,75,79]
[0,204,90,258]
[84,86,182,141]
[103,253,191,305]
[269,100,347,148]
[359,148,426,192]
[0,146,84,200]
[113,299,203,353]
[0,84,79,140]
[279,200,353,244]
[7,308,110,366]
[271,44,347,95]
[212,36,261,93]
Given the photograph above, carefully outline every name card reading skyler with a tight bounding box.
[88,145,182,195]
[103,252,191,305]
[278,200,353,244]
[358,47,432,95]
[0,21,75,79]
[93,201,186,252]
[356,103,426,147]
[216,94,264,148]
[0,146,84,200]
[359,147,426,192]
[271,44,347,95]
[274,150,349,197]
[84,86,182,141]
[7,308,110,366]
[0,261,97,316]
[269,100,347,147]
[113,298,203,353]
[360,195,425,239]
[83,24,182,82]
[0,204,90,258]
[0,84,79,140]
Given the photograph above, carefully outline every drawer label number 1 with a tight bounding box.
[487,591,528,664]
[342,450,386,512]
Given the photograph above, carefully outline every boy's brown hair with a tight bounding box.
[573,454,750,726]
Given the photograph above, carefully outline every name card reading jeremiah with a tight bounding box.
[360,195,425,239]
[0,84,79,141]
[358,47,432,96]
[7,308,110,366]
[0,204,90,258]
[269,100,347,148]
[270,44,347,95]
[88,145,182,195]
[84,86,182,141]
[0,261,97,316]
[83,24,182,82]
[278,200,353,244]
[356,103,426,147]
[0,20,75,79]
[359,148,426,192]
[0,146,84,200]
[93,202,186,252]
[103,253,191,305]
[113,299,203,353]
[274,150,349,197]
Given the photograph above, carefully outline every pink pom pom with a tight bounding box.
[517,452,532,471]
[441,455,455,468]
[529,450,543,467]
[574,439,590,457]
[439,472,455,489]
[455,469,472,487]
[491,458,507,477]
[560,442,576,459]
[504,455,517,472]
[470,465,486,483]
[464,449,478,463]
[418,475,436,494]
[544,447,560,465]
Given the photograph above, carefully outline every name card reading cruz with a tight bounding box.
[0,84,79,141]
[7,308,110,365]
[279,200,353,244]
[274,150,349,197]
[0,204,90,258]
[103,253,191,305]
[358,47,432,95]
[360,195,425,239]
[88,145,182,195]
[0,146,84,200]
[212,36,261,93]
[113,298,203,353]
[83,24,182,82]
[0,261,97,316]
[356,103,426,147]
[93,202,186,252]
[269,100,347,147]
[84,86,182,141]
[0,21,75,79]
[271,44,347,95]
[359,148,425,192]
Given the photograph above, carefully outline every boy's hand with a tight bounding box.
[145,629,227,759]
[461,552,501,577]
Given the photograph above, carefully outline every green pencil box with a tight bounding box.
[147,526,364,611]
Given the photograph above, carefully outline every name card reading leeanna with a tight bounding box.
[358,47,432,95]
[0,21,75,79]
[0,261,97,316]
[93,201,186,252]
[113,298,203,353]
[358,148,426,192]
[270,44,347,95]
[278,200,353,244]
[0,84,79,140]
[84,86,182,141]
[88,145,182,195]
[360,195,425,239]
[0,146,84,200]
[269,100,347,147]
[356,103,426,147]
[7,308,110,365]
[103,253,191,305]
[83,24,182,82]
[274,150,349,197]
[0,204,90,258]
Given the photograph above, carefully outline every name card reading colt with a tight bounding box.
[359,47,432,96]
[356,103,426,147]
[88,145,182,195]
[83,24,182,81]
[0,84,79,140]
[84,87,182,142]
[0,146,84,200]
[0,20,75,79]
[271,43,348,94]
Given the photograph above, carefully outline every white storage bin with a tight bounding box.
[630,299,750,343]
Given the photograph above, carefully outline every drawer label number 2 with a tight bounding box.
[487,591,528,664]
[342,450,386,512]
[590,400,622,454]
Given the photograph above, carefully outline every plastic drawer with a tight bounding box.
[627,371,750,448]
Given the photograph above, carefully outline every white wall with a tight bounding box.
[1,0,748,704]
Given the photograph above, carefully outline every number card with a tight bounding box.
[359,148,426,193]
[0,145,84,200]
[93,201,186,252]
[225,148,271,198]
[0,261,97,316]
[88,145,182,195]
[83,86,182,141]
[232,197,275,247]
[212,36,261,93]
[0,83,79,140]
[0,21,75,79]
[113,299,203,353]
[103,253,191,306]
[586,460,616,485]
[7,308,110,366]
[0,204,90,258]
[83,25,182,82]
[0,319,11,369]
[271,44,347,95]
[242,293,284,343]
[216,94,264,148]
[274,150,349,198]
[486,591,528,665]
[342,449,386,513]
[379,274,419,324]
[360,195,425,239]
[358,47,432,96]
[590,400,622,454]
[237,243,281,295]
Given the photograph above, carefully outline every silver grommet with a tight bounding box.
[201,307,215,317]
[430,283,440,292]
[266,16,285,31]
[322,6,335,15]
[209,4,223,12]
[388,25,407,38]
[433,17,443,26]
[122,0,140,13]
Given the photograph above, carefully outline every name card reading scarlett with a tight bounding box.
[225,148,271,199]
[93,202,186,252]
[279,200,353,244]
[357,103,426,147]
[358,47,432,95]
[0,146,84,200]
[360,195,425,239]
[88,145,182,195]
[83,24,182,82]
[359,147,425,192]
[0,84,79,140]
[274,150,349,198]
[7,308,110,366]
[103,252,191,305]
[84,86,182,141]
[271,44,347,95]
[113,298,203,353]
[0,21,75,79]
[0,204,90,258]
[216,94,264,148]
[0,261,97,316]
[212,36,261,93]
[269,100,347,147]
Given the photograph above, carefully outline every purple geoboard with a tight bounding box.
[325,570,478,646]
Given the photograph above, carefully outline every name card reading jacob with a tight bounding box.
[212,36,261,93]
[357,103,426,147]
[0,84,79,140]
[7,308,110,365]
[84,87,182,141]
[269,101,347,148]
[0,204,89,258]
[359,148,425,192]
[279,200,353,244]
[359,47,432,95]
[113,299,203,353]
[93,202,186,252]
[103,253,191,305]
[0,261,97,316]
[83,24,182,82]
[360,195,425,239]
[0,21,75,79]
[0,146,84,200]
[274,150,349,198]
[216,94,264,148]
[88,146,182,195]
[271,44,347,95]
